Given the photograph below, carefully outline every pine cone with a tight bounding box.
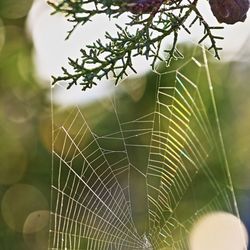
[209,0,250,24]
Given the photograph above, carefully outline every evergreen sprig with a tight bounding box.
[48,0,223,90]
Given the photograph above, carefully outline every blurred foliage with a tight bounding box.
[0,0,250,249]
[0,1,51,249]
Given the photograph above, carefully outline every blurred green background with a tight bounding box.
[0,0,250,249]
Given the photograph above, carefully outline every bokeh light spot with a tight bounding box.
[0,0,33,19]
[1,184,48,232]
[0,19,5,53]
[0,136,27,185]
[23,210,49,250]
[23,210,49,234]
[189,212,248,250]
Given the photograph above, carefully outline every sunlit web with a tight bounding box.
[49,46,240,250]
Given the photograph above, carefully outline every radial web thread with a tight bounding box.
[49,46,240,250]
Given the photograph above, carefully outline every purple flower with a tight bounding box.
[209,0,250,24]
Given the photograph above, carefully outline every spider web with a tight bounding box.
[49,46,241,250]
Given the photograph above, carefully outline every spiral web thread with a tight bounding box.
[49,46,241,250]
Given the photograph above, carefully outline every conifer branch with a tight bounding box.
[48,0,224,90]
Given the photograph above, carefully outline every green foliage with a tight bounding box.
[0,16,51,250]
[48,0,224,90]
